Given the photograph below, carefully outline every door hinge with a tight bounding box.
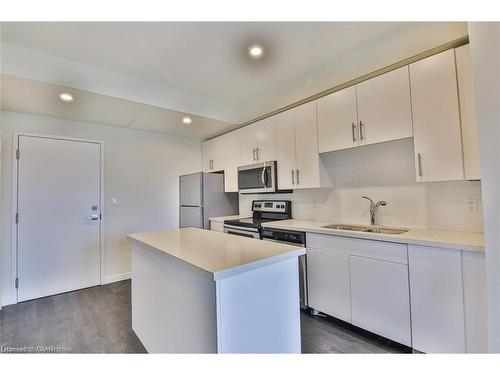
[100,213,102,220]
[15,278,19,289]
[15,213,19,224]
[16,149,20,159]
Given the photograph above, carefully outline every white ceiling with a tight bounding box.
[1,22,417,106]
[1,74,237,139]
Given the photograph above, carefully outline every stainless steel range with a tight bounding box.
[223,200,308,309]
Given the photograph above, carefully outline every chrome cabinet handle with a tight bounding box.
[256,147,259,160]
[252,148,256,161]
[417,153,423,177]
[291,169,295,185]
[352,123,356,142]
[359,121,364,141]
[296,169,300,184]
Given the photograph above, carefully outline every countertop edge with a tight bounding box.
[127,233,306,281]
[260,222,484,252]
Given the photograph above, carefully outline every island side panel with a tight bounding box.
[131,241,218,353]
[215,257,301,353]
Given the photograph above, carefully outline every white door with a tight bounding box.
[17,135,101,302]
[294,101,320,189]
[356,66,413,146]
[275,109,296,190]
[410,49,464,182]
[408,245,465,353]
[349,256,411,346]
[317,85,358,153]
[307,246,351,322]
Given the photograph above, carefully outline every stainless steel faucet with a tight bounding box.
[362,196,387,226]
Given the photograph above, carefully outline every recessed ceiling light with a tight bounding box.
[59,92,74,103]
[182,116,192,125]
[248,45,263,59]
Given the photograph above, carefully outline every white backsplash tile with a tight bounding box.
[238,138,483,233]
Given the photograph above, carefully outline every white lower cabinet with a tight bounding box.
[461,251,488,353]
[307,246,351,322]
[349,256,411,346]
[408,245,465,353]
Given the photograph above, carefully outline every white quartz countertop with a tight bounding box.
[261,219,484,252]
[127,227,305,280]
[209,215,249,222]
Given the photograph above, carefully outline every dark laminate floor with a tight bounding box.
[0,280,409,354]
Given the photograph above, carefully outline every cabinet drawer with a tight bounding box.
[306,233,408,264]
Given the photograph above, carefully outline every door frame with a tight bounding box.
[11,133,105,303]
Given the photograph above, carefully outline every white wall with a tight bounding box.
[0,111,201,306]
[240,22,468,122]
[468,22,500,353]
[240,139,483,232]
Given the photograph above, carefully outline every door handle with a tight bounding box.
[296,169,300,184]
[352,123,356,142]
[261,167,267,188]
[86,214,99,221]
[291,169,295,185]
[417,153,423,177]
[359,121,364,141]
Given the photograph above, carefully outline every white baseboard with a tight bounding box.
[103,272,131,284]
[1,295,17,308]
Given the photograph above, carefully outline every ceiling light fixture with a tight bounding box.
[248,44,263,59]
[59,92,74,103]
[182,116,192,125]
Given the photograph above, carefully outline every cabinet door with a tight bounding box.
[202,139,215,173]
[294,101,320,189]
[220,130,240,192]
[408,245,465,353]
[456,44,481,180]
[350,256,411,346]
[239,122,259,166]
[410,49,464,182]
[462,251,487,353]
[275,109,296,190]
[317,86,358,153]
[256,116,276,163]
[356,66,413,146]
[307,247,351,323]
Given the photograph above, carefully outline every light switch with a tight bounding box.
[112,197,119,207]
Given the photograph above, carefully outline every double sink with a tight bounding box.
[321,224,408,235]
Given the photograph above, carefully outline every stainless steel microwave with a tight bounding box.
[238,161,277,194]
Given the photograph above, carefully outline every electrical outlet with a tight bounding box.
[466,198,478,214]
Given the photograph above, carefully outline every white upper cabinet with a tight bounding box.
[456,44,481,180]
[356,66,413,146]
[276,102,331,190]
[293,101,321,189]
[275,109,296,190]
[256,116,277,163]
[410,49,464,182]
[239,117,276,166]
[220,130,240,192]
[317,85,358,152]
[239,122,259,166]
[202,138,217,173]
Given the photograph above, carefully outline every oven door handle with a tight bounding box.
[223,224,259,233]
[262,238,305,247]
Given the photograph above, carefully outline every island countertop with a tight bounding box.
[127,227,305,281]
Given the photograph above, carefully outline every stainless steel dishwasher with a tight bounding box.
[260,228,308,310]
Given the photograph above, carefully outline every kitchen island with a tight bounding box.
[127,227,305,353]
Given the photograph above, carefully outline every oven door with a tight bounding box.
[223,224,260,239]
[238,162,276,194]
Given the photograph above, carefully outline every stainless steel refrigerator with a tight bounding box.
[179,172,239,229]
